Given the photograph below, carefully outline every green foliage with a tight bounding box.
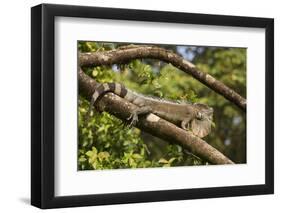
[78,97,154,170]
[193,47,246,162]
[78,42,246,170]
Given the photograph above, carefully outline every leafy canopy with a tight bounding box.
[78,42,246,170]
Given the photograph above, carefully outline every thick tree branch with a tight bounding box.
[79,45,246,111]
[79,68,234,165]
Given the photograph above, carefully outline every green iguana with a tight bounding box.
[89,82,213,138]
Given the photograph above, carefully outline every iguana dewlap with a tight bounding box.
[89,82,213,138]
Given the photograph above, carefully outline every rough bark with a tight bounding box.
[79,68,234,165]
[79,45,246,111]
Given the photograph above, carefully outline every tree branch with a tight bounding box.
[79,68,234,165]
[79,45,246,111]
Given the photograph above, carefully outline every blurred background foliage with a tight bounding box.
[78,41,246,170]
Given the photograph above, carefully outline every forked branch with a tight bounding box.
[79,68,234,165]
[80,45,246,111]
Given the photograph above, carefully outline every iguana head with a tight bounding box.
[191,103,214,138]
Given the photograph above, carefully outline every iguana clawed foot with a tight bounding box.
[126,112,139,128]
[181,118,191,130]
[126,106,153,128]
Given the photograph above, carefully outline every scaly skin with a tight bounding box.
[89,82,213,138]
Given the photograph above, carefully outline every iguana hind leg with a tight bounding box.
[127,106,153,127]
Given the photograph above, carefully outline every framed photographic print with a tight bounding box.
[31,3,274,209]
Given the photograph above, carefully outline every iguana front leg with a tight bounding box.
[127,106,153,127]
[181,118,192,130]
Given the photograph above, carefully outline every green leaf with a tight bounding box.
[132,154,143,159]
[158,158,169,164]
[98,151,110,161]
[92,70,99,77]
[85,151,93,157]
[168,157,176,164]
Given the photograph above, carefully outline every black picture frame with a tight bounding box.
[31,3,274,209]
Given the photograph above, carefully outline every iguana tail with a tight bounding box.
[89,82,137,113]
